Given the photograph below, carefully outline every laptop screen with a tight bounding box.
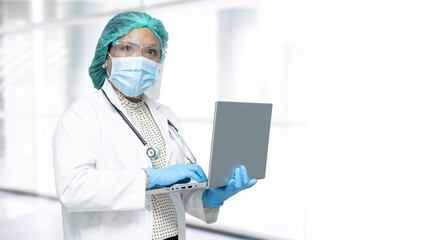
[207,101,273,188]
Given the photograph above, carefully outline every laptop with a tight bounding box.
[146,101,273,195]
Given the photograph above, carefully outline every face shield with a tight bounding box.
[106,29,167,99]
[145,61,164,100]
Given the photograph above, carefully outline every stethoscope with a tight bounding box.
[102,89,197,164]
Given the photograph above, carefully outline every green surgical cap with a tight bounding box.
[88,11,168,89]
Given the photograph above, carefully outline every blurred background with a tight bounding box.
[1,0,426,240]
[0,0,305,239]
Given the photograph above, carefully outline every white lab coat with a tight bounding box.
[52,80,219,240]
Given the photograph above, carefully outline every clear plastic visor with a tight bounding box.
[109,40,165,62]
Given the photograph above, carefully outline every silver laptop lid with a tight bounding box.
[207,101,273,188]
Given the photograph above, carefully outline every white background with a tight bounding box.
[1,0,426,239]
[301,1,426,239]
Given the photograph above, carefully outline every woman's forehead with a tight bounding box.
[118,27,160,46]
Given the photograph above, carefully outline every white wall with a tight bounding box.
[300,1,426,239]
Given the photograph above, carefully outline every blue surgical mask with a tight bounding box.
[107,53,160,98]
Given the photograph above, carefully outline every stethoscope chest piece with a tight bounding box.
[146,145,161,161]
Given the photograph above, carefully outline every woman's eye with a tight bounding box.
[118,44,134,52]
[146,48,159,56]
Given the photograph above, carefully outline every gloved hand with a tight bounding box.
[143,164,207,189]
[202,165,257,209]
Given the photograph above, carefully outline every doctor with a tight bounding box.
[53,12,256,240]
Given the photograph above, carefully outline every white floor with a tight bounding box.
[0,190,249,240]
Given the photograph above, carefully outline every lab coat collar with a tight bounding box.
[101,80,124,112]
[143,94,161,110]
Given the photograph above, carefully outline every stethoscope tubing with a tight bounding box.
[102,89,148,146]
[101,89,196,164]
[168,121,197,164]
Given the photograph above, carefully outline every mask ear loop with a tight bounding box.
[105,52,113,79]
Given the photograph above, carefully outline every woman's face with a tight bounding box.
[105,27,161,101]
[105,27,161,76]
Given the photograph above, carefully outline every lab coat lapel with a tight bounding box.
[101,80,134,123]
[143,95,172,167]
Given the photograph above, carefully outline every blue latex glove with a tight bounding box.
[202,165,257,209]
[143,164,207,189]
